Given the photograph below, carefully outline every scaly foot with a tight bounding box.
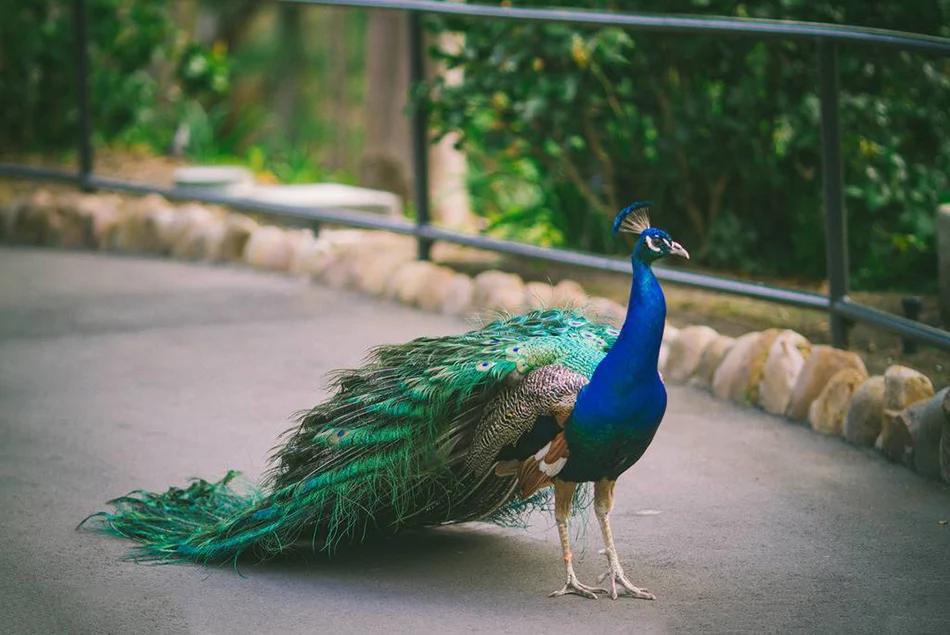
[549,570,601,600]
[596,551,655,600]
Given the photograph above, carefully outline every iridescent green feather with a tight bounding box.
[81,308,619,563]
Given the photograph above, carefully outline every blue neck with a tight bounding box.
[573,256,666,422]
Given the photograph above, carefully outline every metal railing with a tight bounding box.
[2,0,949,352]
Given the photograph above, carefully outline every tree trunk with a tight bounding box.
[361,9,474,228]
[427,27,474,230]
[275,4,305,145]
[361,10,412,201]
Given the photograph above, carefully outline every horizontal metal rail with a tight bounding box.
[835,300,950,353]
[7,168,946,350]
[283,0,950,55]
[4,171,842,311]
[0,164,85,185]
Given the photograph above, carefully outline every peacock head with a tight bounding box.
[612,201,689,265]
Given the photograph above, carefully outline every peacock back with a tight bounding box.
[263,308,618,544]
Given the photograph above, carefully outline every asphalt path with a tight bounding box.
[1,247,948,635]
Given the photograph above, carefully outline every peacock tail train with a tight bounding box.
[81,308,619,564]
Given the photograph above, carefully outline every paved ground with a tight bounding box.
[1,247,948,635]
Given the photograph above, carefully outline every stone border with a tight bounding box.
[3,188,949,486]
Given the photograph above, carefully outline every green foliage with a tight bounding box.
[0,0,178,151]
[421,0,950,291]
[176,41,231,101]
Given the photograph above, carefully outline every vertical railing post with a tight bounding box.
[408,10,432,261]
[74,0,94,191]
[817,40,849,348]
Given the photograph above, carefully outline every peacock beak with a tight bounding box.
[670,241,689,259]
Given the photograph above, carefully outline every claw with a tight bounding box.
[549,573,601,600]
[596,567,655,600]
[594,547,655,600]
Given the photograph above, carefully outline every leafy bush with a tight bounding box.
[421,0,950,291]
[0,0,181,151]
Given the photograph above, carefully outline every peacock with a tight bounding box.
[81,201,688,600]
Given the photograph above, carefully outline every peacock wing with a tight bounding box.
[463,364,588,478]
[262,309,618,534]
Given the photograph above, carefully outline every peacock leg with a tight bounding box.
[548,479,600,600]
[593,479,656,600]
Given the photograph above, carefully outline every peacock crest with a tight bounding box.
[612,200,652,235]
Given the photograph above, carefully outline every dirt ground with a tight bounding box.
[2,148,946,389]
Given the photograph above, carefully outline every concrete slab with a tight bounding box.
[249,183,403,217]
[172,166,255,196]
[1,248,949,635]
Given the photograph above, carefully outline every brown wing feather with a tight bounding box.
[517,430,570,497]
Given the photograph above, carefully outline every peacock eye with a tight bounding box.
[645,235,661,252]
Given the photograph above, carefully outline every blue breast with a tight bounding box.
[559,254,668,483]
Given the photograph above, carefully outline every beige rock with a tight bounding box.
[711,332,759,401]
[172,220,227,261]
[879,365,935,463]
[441,274,475,316]
[808,368,866,435]
[243,226,296,271]
[352,250,412,295]
[689,334,735,390]
[662,322,680,346]
[842,376,885,446]
[758,331,813,415]
[49,194,92,248]
[162,204,222,255]
[295,243,336,280]
[0,199,21,241]
[286,229,318,266]
[523,281,556,311]
[472,270,525,314]
[51,193,121,249]
[219,214,258,262]
[657,324,678,372]
[658,344,670,375]
[883,364,935,413]
[385,260,437,305]
[167,206,223,259]
[7,189,56,245]
[901,387,948,480]
[283,231,321,273]
[586,296,626,328]
[523,279,588,311]
[316,233,414,291]
[664,326,720,384]
[319,247,365,290]
[77,194,123,248]
[417,266,458,312]
[785,346,867,421]
[289,236,329,277]
[878,410,915,466]
[552,279,587,308]
[712,330,780,404]
[107,194,176,253]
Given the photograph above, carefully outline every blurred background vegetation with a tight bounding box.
[1,0,948,293]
